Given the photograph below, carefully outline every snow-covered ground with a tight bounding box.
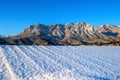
[0,46,120,80]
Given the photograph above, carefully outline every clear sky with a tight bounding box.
[0,0,120,35]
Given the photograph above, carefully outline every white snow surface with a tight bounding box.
[0,46,120,80]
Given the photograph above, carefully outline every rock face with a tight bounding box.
[0,23,120,45]
[62,23,96,45]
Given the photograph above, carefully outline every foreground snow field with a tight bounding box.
[0,46,120,80]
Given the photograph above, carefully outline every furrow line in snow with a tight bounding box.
[18,46,63,72]
[13,46,44,75]
[47,46,120,79]
[2,46,43,79]
[0,46,18,80]
[43,46,104,74]
[35,46,99,78]
[69,46,120,77]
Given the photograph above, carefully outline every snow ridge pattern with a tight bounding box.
[0,46,120,80]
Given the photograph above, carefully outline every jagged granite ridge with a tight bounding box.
[0,22,120,45]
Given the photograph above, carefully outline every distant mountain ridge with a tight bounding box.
[0,22,120,45]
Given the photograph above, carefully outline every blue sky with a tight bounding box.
[0,0,120,35]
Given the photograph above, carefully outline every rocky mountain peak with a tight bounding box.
[21,24,48,35]
[0,22,120,45]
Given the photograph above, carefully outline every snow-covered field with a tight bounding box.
[0,46,120,80]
